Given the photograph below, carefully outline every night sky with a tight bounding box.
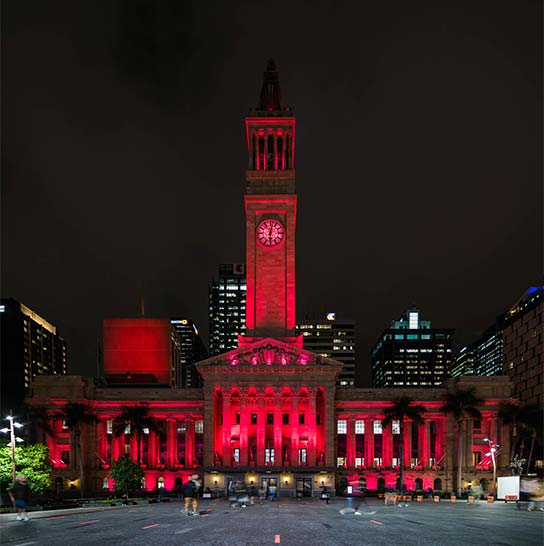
[2,1,541,386]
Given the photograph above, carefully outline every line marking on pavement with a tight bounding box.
[79,520,98,525]
[274,534,281,543]
[13,542,37,546]
[175,528,192,534]
[47,516,65,520]
[370,519,384,525]
[143,523,159,529]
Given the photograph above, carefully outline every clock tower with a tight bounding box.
[243,60,299,344]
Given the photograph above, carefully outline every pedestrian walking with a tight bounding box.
[9,474,30,521]
[182,473,201,516]
[321,485,331,504]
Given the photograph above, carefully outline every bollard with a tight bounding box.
[468,496,474,504]
[417,495,423,502]
[433,495,440,502]
[450,495,456,502]
[487,496,494,503]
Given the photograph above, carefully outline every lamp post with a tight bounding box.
[0,411,24,485]
[483,437,499,495]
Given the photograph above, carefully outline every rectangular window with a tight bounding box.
[282,414,289,425]
[355,457,364,467]
[355,420,365,434]
[267,414,274,425]
[299,413,305,425]
[177,421,186,433]
[298,448,307,464]
[265,448,275,464]
[392,457,400,467]
[392,420,400,434]
[251,413,257,425]
[106,419,113,434]
[235,412,240,425]
[337,420,347,434]
[195,420,204,434]
[373,457,383,467]
[373,421,382,434]
[233,448,240,464]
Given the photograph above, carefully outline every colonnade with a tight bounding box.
[248,129,293,170]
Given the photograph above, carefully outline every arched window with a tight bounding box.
[102,477,109,489]
[157,477,165,489]
[258,136,265,170]
[251,134,257,169]
[285,134,291,169]
[414,478,423,490]
[377,477,385,492]
[433,478,442,491]
[277,136,283,170]
[267,135,275,170]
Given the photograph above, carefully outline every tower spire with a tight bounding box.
[258,59,284,111]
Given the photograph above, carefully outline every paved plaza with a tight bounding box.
[1,498,543,546]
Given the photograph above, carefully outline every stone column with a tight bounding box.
[382,422,392,468]
[323,388,335,467]
[185,418,195,468]
[274,390,282,466]
[346,418,356,468]
[203,386,215,467]
[273,133,278,170]
[365,418,374,468]
[310,388,322,466]
[166,419,176,468]
[435,417,444,466]
[264,133,269,170]
[290,393,299,466]
[222,391,232,467]
[256,392,265,466]
[240,390,249,466]
[403,420,412,468]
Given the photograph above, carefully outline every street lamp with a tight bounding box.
[483,437,499,495]
[0,411,24,485]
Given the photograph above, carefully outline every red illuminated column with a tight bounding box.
[264,133,269,170]
[222,393,232,466]
[403,420,412,469]
[324,388,335,467]
[256,392,265,466]
[240,390,249,466]
[365,418,374,468]
[346,418,355,468]
[290,394,299,466]
[185,418,194,468]
[422,419,431,469]
[274,391,282,466]
[273,133,278,170]
[307,388,316,466]
[382,422,392,467]
[167,419,176,468]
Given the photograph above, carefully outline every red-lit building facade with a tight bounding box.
[28,61,515,497]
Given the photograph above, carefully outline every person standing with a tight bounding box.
[182,474,201,516]
[9,474,29,521]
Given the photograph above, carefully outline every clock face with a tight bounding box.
[257,219,285,247]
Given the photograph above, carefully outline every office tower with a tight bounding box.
[102,318,181,387]
[503,285,543,405]
[170,318,208,387]
[208,264,246,355]
[0,298,67,414]
[371,306,454,387]
[297,313,356,386]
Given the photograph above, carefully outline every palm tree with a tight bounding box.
[381,395,426,501]
[440,383,482,497]
[112,403,161,465]
[499,402,543,472]
[60,403,98,498]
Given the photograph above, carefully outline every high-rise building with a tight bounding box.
[102,318,181,387]
[453,323,503,378]
[297,313,356,386]
[371,307,454,388]
[170,318,208,387]
[208,264,246,355]
[503,285,543,405]
[0,298,67,414]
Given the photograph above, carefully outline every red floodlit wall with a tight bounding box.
[103,318,172,383]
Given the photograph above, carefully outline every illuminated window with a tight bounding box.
[298,448,307,464]
[233,448,240,464]
[355,420,365,434]
[177,421,186,433]
[392,420,400,434]
[337,457,346,467]
[337,420,347,434]
[102,477,109,489]
[373,457,383,467]
[373,421,382,434]
[355,457,364,467]
[157,477,165,489]
[195,420,204,433]
[265,448,274,464]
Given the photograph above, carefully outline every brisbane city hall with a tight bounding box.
[28,61,514,499]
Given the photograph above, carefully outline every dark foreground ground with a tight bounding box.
[1,497,543,546]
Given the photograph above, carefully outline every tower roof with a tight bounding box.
[258,59,284,111]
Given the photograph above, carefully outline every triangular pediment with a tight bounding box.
[196,337,343,371]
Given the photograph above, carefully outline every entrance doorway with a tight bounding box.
[260,477,278,492]
[296,477,312,497]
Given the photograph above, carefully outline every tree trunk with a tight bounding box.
[399,421,404,497]
[456,419,463,497]
[136,432,142,465]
